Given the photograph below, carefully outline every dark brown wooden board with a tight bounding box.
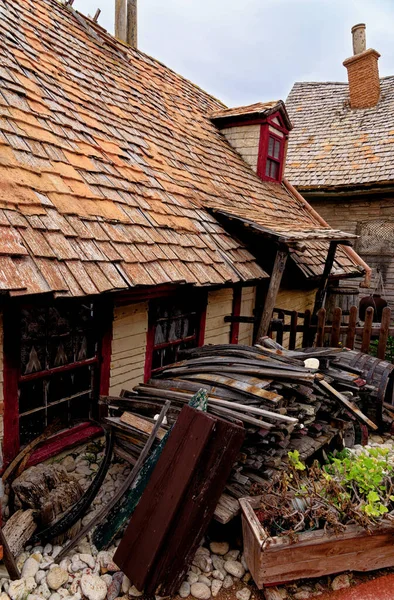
[114,405,215,590]
[154,416,245,596]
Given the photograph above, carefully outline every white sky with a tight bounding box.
[73,0,394,106]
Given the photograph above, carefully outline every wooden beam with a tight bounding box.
[115,0,127,42]
[312,241,339,316]
[127,0,137,47]
[257,246,289,339]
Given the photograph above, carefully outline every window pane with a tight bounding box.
[270,161,279,180]
[19,380,45,415]
[273,139,281,159]
[268,136,274,156]
[265,159,271,177]
[20,410,46,446]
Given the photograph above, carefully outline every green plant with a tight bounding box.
[370,335,394,362]
[288,450,306,471]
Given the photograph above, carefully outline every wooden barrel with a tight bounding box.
[333,349,394,406]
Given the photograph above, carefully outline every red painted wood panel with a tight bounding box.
[114,406,215,590]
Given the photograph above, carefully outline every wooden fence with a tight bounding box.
[269,306,394,359]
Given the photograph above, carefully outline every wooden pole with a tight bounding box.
[312,241,340,317]
[257,246,289,340]
[377,307,391,360]
[115,0,127,42]
[127,0,137,47]
[361,306,374,354]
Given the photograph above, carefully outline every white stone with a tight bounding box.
[179,582,191,598]
[27,595,44,600]
[212,571,224,581]
[16,553,29,572]
[211,556,224,572]
[37,582,51,599]
[57,589,70,598]
[40,558,54,570]
[47,568,69,591]
[192,556,212,573]
[35,571,47,585]
[331,574,351,591]
[30,553,43,565]
[222,576,233,589]
[197,576,211,588]
[236,588,251,600]
[190,583,211,600]
[52,547,63,560]
[71,561,87,573]
[79,555,95,570]
[59,560,71,574]
[224,561,245,579]
[263,588,288,600]
[43,545,53,556]
[0,594,10,600]
[187,574,199,585]
[22,559,40,578]
[8,581,28,600]
[209,542,229,556]
[80,575,107,600]
[32,547,44,555]
[211,581,222,598]
[62,457,76,473]
[128,586,143,597]
[121,577,130,595]
[49,594,61,600]
[189,566,201,575]
[224,550,240,562]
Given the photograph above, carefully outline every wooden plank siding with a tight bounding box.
[204,289,233,345]
[238,287,256,345]
[275,287,318,348]
[109,301,148,396]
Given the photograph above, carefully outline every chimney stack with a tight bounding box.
[343,24,380,109]
[115,0,137,47]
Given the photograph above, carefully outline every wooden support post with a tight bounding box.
[312,241,340,317]
[302,310,311,348]
[361,307,374,354]
[230,287,242,345]
[127,0,137,47]
[115,0,127,42]
[346,305,358,350]
[257,246,289,340]
[377,307,391,360]
[0,527,20,580]
[93,9,101,22]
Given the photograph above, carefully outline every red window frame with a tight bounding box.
[144,292,207,382]
[258,129,286,183]
[2,299,112,466]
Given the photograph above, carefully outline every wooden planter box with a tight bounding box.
[240,496,394,588]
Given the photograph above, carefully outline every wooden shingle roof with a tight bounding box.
[286,77,394,190]
[0,0,362,296]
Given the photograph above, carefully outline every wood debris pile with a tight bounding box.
[105,340,387,523]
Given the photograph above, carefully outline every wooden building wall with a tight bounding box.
[309,193,394,304]
[110,301,148,396]
[239,287,256,345]
[204,289,233,345]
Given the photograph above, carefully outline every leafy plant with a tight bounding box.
[288,450,306,471]
[370,335,394,362]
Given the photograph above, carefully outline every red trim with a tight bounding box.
[257,126,287,183]
[3,304,21,466]
[116,284,185,306]
[20,357,98,383]
[99,303,113,397]
[26,422,103,467]
[230,287,242,344]
[215,111,290,134]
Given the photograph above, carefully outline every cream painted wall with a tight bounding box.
[109,301,148,396]
[238,286,256,345]
[204,288,233,345]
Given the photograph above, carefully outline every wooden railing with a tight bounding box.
[269,306,394,358]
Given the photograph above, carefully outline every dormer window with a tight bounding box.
[265,134,283,181]
[211,101,292,185]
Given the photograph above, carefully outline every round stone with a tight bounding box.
[222,576,233,589]
[224,561,245,579]
[190,583,211,600]
[80,575,107,600]
[22,558,40,578]
[179,582,191,598]
[209,542,229,556]
[212,571,224,581]
[47,568,69,591]
[197,576,211,588]
[211,580,222,598]
[236,588,251,600]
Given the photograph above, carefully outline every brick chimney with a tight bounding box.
[343,24,380,109]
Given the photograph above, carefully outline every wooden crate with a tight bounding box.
[240,496,394,588]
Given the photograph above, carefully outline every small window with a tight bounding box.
[18,302,100,445]
[265,134,283,182]
[147,295,204,378]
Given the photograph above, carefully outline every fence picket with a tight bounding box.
[289,311,298,350]
[361,307,374,354]
[330,307,342,347]
[377,307,391,360]
[316,308,326,347]
[346,305,358,350]
[302,310,311,347]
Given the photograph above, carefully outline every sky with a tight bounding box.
[74,0,394,107]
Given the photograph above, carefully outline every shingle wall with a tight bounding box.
[110,301,148,396]
[238,287,256,345]
[205,289,233,345]
[220,125,261,172]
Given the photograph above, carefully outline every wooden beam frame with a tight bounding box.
[257,246,289,340]
[312,241,340,317]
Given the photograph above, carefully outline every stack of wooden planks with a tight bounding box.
[103,341,383,524]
